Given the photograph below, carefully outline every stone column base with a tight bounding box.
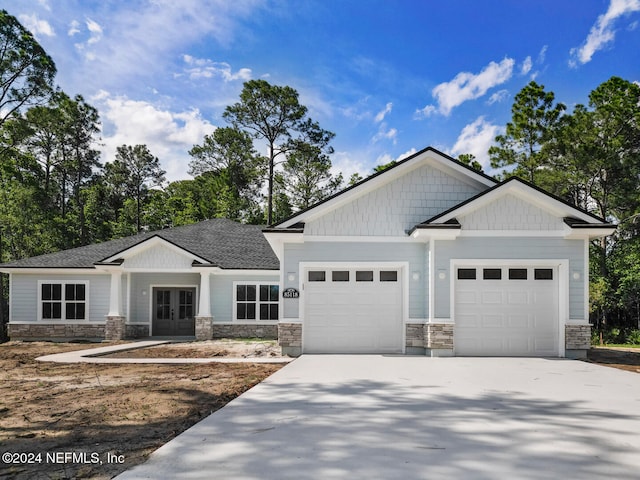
[278,323,302,357]
[105,316,126,341]
[195,316,214,341]
[566,324,591,359]
[425,323,454,356]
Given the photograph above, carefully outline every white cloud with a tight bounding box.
[85,18,103,45]
[487,89,509,105]
[94,92,216,181]
[418,58,515,116]
[569,0,640,66]
[538,45,548,64]
[68,20,81,36]
[180,55,252,82]
[450,117,503,170]
[521,56,532,75]
[18,14,55,38]
[374,102,393,123]
[372,123,398,144]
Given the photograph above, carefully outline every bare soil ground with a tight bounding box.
[0,341,283,480]
[585,346,640,373]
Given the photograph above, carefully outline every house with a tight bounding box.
[1,147,615,358]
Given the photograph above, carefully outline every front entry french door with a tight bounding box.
[152,287,196,336]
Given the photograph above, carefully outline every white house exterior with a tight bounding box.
[264,147,615,358]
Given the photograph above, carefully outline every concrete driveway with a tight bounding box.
[116,356,640,480]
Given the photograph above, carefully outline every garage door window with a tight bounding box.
[457,268,476,280]
[483,268,502,280]
[535,268,553,280]
[380,271,398,282]
[332,271,349,282]
[509,268,528,280]
[356,271,374,282]
[235,283,279,320]
[308,271,326,282]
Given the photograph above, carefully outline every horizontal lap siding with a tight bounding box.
[435,237,584,319]
[10,273,110,323]
[283,242,427,319]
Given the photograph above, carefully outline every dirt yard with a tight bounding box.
[103,338,282,359]
[0,341,284,480]
[585,346,640,373]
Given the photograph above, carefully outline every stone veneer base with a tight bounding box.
[212,324,278,339]
[8,323,105,341]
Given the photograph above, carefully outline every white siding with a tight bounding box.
[10,273,110,323]
[124,244,195,269]
[283,242,428,319]
[305,164,484,236]
[459,194,564,231]
[434,237,585,319]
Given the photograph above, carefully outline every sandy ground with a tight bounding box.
[102,339,282,359]
[585,345,640,373]
[0,341,283,479]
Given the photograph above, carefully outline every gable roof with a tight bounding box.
[0,219,279,270]
[270,146,497,229]
[410,177,615,237]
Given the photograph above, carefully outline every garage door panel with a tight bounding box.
[455,265,559,357]
[481,291,503,304]
[507,291,529,305]
[481,314,504,328]
[456,291,477,304]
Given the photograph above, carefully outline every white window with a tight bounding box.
[39,281,89,320]
[234,283,279,321]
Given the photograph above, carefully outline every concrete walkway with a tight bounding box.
[115,355,640,480]
[36,341,293,364]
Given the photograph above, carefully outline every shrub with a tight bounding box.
[625,329,640,345]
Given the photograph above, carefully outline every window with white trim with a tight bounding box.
[234,283,279,321]
[39,281,88,320]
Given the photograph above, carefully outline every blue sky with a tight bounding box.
[6,0,640,182]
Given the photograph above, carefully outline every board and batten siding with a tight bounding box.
[305,164,484,236]
[10,273,110,323]
[434,237,585,319]
[210,273,280,322]
[283,242,428,319]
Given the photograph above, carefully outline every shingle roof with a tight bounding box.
[0,219,279,270]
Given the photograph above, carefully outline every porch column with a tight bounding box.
[195,270,213,340]
[108,270,123,317]
[198,271,211,317]
[104,269,126,340]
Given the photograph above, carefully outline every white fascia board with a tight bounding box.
[563,226,617,239]
[436,182,600,225]
[277,149,495,228]
[410,229,461,241]
[101,236,210,265]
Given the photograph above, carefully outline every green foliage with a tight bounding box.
[223,79,335,224]
[489,81,565,183]
[457,153,483,172]
[0,10,56,127]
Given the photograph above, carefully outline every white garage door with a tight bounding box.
[304,267,403,353]
[454,265,559,356]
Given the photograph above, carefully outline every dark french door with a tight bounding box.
[152,288,196,336]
